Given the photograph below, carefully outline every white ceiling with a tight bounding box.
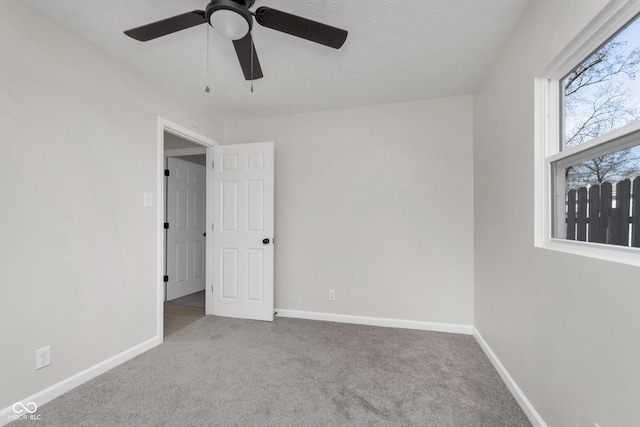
[17,0,529,120]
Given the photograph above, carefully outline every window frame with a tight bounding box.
[534,0,640,266]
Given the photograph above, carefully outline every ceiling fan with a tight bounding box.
[124,0,348,81]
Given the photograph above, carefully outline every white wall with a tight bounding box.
[225,96,474,326]
[0,0,222,409]
[474,0,640,425]
[15,0,632,422]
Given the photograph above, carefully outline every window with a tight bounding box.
[536,1,640,265]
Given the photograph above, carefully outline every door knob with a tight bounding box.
[262,238,270,244]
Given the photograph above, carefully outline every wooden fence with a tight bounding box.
[566,176,640,247]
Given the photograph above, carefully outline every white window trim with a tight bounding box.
[534,0,640,267]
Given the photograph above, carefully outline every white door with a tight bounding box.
[211,142,274,321]
[166,157,206,300]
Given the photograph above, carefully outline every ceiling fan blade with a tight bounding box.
[254,6,348,49]
[232,33,264,80]
[124,11,206,42]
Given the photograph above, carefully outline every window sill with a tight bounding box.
[536,238,640,267]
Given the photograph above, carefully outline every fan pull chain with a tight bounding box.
[250,36,254,93]
[205,24,211,93]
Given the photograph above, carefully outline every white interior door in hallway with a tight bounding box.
[166,156,206,300]
[211,141,274,321]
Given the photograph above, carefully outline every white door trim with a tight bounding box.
[157,117,218,341]
[164,147,207,157]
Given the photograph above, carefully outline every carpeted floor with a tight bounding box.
[12,316,531,426]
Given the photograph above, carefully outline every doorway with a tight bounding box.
[157,118,217,339]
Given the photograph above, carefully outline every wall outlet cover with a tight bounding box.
[36,346,51,370]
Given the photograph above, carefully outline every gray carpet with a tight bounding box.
[167,290,205,308]
[12,317,531,426]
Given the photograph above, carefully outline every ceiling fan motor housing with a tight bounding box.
[206,0,255,36]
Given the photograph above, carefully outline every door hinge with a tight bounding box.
[163,275,169,282]
[164,169,170,177]
[164,222,169,229]
[212,161,214,169]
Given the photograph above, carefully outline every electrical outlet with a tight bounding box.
[329,290,336,301]
[36,346,50,370]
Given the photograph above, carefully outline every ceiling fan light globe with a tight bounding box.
[210,9,250,40]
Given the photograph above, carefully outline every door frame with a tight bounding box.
[156,117,218,341]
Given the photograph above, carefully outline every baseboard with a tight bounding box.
[1,335,162,426]
[275,309,474,335]
[473,328,547,427]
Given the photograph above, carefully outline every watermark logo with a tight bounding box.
[12,402,37,414]
[8,401,41,421]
